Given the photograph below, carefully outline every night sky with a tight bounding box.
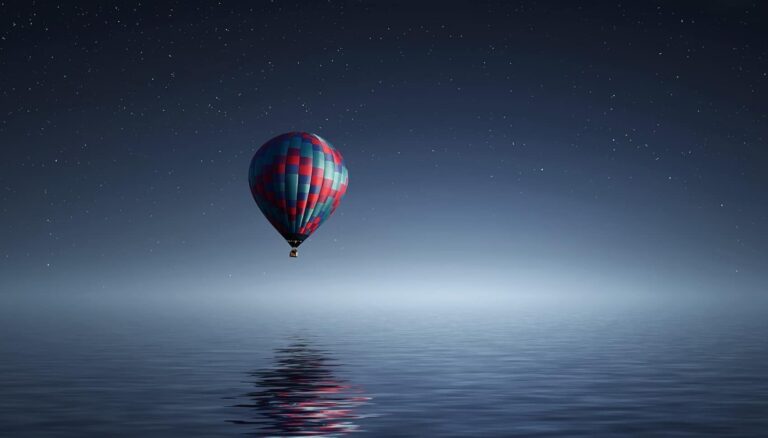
[2,1,767,299]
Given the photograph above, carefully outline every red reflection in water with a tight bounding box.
[231,340,371,436]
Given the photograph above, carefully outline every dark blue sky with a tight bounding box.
[1,1,766,298]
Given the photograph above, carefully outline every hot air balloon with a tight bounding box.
[248,132,348,257]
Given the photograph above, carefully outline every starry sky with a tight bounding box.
[1,1,766,299]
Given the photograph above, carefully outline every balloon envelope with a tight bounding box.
[248,132,348,252]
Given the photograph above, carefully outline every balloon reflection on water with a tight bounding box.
[230,339,372,436]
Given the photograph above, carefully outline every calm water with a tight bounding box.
[1,294,767,436]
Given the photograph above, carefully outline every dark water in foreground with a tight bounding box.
[1,294,767,437]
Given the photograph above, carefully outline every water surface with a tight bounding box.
[1,293,767,436]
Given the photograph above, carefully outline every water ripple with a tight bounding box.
[229,339,372,436]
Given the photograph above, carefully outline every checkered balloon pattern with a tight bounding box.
[248,132,349,247]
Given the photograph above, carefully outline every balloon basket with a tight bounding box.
[289,248,298,258]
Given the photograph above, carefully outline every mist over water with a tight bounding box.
[2,289,767,436]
